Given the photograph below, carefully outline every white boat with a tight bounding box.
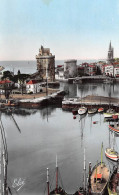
[78,107,87,115]
[105,132,118,161]
[88,108,97,114]
[105,148,118,161]
[103,108,115,118]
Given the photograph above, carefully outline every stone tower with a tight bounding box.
[36,46,55,81]
[107,41,114,64]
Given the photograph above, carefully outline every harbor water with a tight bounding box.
[0,61,119,195]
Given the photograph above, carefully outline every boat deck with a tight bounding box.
[91,163,110,194]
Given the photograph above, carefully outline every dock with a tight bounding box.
[62,95,119,111]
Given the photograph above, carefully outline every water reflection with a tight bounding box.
[60,82,119,98]
[1,82,119,195]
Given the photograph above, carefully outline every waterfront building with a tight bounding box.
[102,64,114,77]
[26,80,42,94]
[55,65,65,80]
[64,59,77,78]
[36,46,55,81]
[107,41,114,64]
[114,64,119,77]
[79,63,97,76]
[85,63,97,76]
[0,80,13,89]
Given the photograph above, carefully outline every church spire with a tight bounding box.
[109,41,111,51]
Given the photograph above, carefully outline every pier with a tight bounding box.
[62,95,119,111]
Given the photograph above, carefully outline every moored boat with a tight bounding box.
[105,148,118,161]
[47,156,67,195]
[109,124,119,134]
[105,132,119,161]
[90,143,110,195]
[78,106,88,115]
[73,149,87,195]
[90,162,110,195]
[98,108,104,113]
[104,108,115,118]
[78,107,87,115]
[88,108,97,114]
[72,107,79,115]
[108,164,119,195]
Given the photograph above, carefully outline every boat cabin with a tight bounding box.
[94,173,102,183]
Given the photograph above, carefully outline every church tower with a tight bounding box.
[107,41,114,64]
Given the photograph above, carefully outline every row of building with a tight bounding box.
[0,42,119,95]
[36,42,119,81]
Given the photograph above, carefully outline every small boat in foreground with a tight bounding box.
[78,107,87,115]
[47,157,67,195]
[73,149,87,195]
[90,162,110,195]
[90,143,110,195]
[108,164,119,195]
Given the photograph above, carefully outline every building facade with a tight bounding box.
[36,46,55,81]
[64,60,77,78]
[26,80,42,94]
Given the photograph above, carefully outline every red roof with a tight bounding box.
[27,80,38,84]
[0,80,12,84]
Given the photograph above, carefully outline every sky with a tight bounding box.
[0,0,119,60]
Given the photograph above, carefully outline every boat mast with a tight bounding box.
[0,117,8,195]
[101,142,103,167]
[112,132,115,150]
[56,155,58,193]
[83,148,86,192]
[47,168,50,195]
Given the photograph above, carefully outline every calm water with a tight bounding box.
[0,61,119,195]
[2,107,115,195]
[0,81,118,195]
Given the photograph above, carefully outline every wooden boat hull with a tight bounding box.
[90,162,110,195]
[50,187,67,195]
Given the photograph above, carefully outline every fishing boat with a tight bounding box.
[73,149,87,195]
[105,132,119,161]
[47,156,67,195]
[109,123,119,135]
[98,108,104,113]
[78,107,87,115]
[72,107,79,115]
[108,164,119,195]
[88,108,97,114]
[105,148,118,161]
[90,143,110,195]
[104,108,115,118]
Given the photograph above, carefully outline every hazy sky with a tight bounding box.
[0,0,119,60]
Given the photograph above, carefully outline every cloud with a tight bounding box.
[42,0,53,5]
